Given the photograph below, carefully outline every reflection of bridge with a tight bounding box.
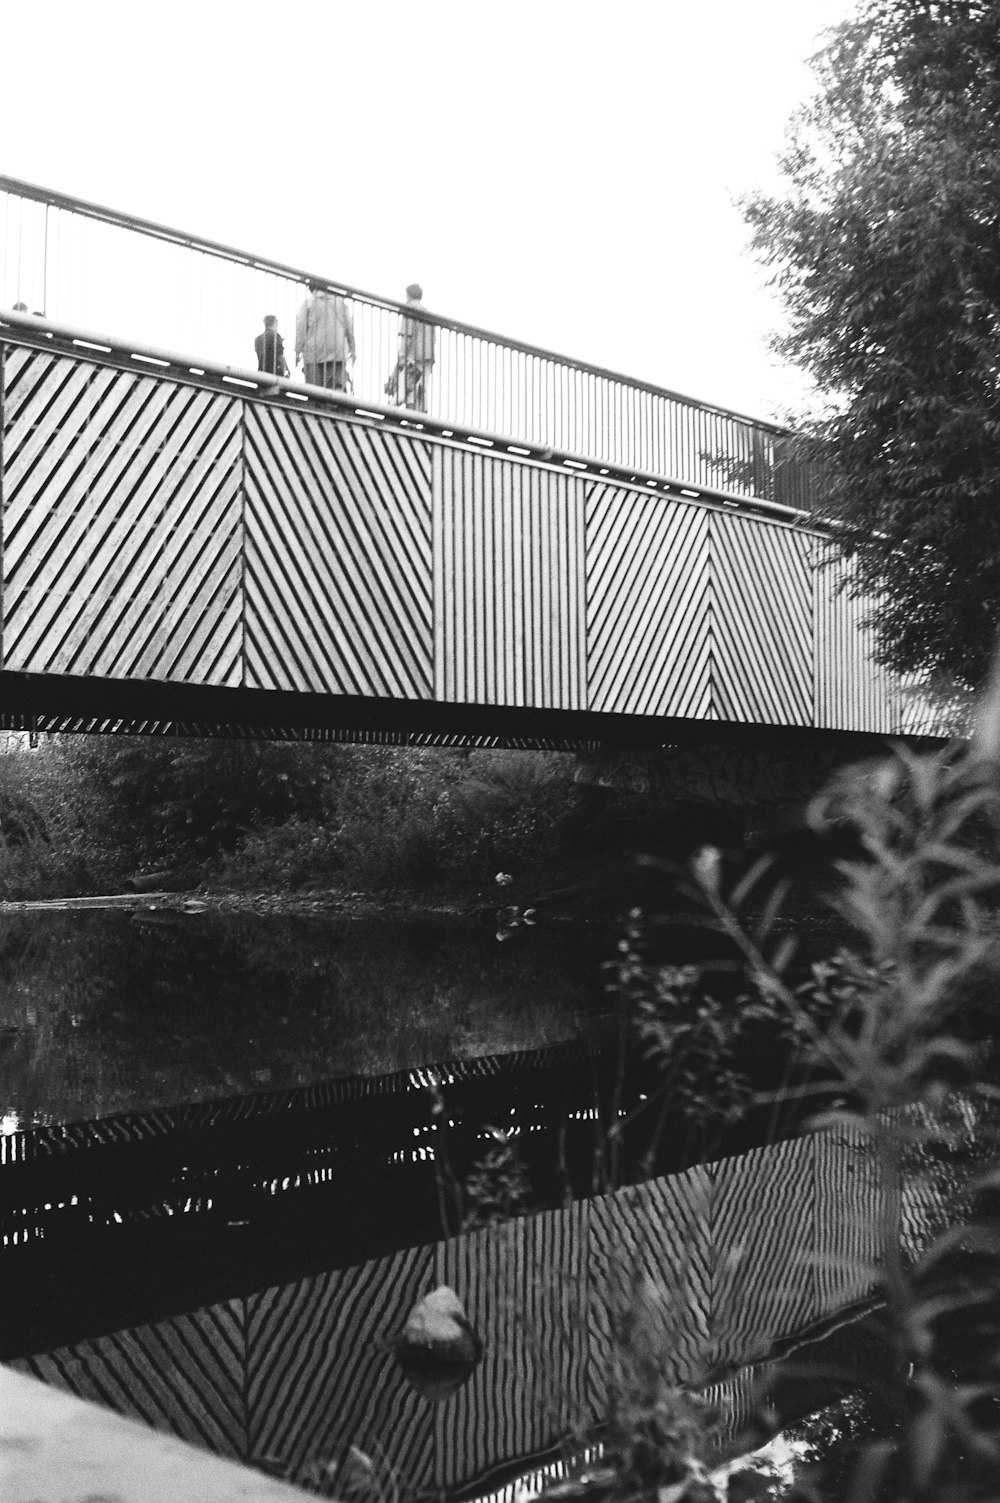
[12,1127,947,1497]
[0,179,948,747]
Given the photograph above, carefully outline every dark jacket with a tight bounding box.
[255,328,289,376]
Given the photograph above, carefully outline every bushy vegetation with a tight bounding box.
[0,735,582,900]
[744,1,1000,689]
[214,745,575,893]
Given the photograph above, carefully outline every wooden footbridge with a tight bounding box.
[0,177,948,748]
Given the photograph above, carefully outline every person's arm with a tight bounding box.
[295,302,307,363]
[344,303,356,361]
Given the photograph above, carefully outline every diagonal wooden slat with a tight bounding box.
[585,483,712,718]
[244,404,433,698]
[43,399,243,679]
[2,351,243,686]
[246,1244,436,1487]
[16,1305,248,1458]
[709,512,813,726]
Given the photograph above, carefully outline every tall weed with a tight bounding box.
[594,740,1000,1501]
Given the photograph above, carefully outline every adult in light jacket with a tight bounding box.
[295,280,356,391]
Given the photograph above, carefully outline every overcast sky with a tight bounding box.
[5,0,854,422]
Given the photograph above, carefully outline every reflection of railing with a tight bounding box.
[0,175,813,509]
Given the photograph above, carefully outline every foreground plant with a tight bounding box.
[553,727,1000,1502]
[693,743,1000,1499]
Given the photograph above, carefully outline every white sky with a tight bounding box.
[5,0,854,424]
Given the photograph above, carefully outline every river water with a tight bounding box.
[0,904,987,1498]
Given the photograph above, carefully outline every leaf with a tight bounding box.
[910,1222,1000,1277]
[907,1408,945,1487]
[729,853,778,913]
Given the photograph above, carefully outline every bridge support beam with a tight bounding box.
[0,670,912,759]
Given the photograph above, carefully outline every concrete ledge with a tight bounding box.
[0,1364,312,1502]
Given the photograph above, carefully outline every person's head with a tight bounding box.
[308,279,325,295]
[263,314,278,328]
[405,283,423,302]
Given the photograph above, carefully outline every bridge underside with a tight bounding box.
[0,667,905,761]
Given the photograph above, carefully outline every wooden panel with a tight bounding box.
[434,449,585,709]
[710,513,813,726]
[2,347,242,684]
[813,547,895,734]
[246,1245,436,1488]
[18,1303,248,1459]
[895,675,964,738]
[244,405,433,697]
[813,1127,883,1312]
[587,1166,713,1401]
[585,483,711,718]
[433,1203,589,1489]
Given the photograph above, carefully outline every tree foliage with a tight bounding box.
[743,0,1000,688]
[55,736,338,865]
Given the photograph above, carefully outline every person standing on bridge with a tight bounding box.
[385,284,436,412]
[295,280,356,391]
[254,314,289,377]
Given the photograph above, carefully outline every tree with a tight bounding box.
[743,1,1000,689]
[59,736,338,864]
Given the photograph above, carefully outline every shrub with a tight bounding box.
[589,738,1000,1500]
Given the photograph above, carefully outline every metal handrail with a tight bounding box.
[0,309,817,529]
[0,173,786,428]
[0,174,815,507]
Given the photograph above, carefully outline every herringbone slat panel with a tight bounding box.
[585,484,712,718]
[710,513,812,725]
[2,347,243,684]
[434,448,586,709]
[244,405,433,696]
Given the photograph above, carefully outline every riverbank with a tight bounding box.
[0,737,841,919]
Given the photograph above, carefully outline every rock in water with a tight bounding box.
[398,1286,482,1365]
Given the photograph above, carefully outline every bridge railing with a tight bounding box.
[0,175,814,509]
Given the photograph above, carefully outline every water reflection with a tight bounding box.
[3,1035,805,1357]
[10,1122,957,1498]
[2,906,995,1498]
[0,908,603,1126]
